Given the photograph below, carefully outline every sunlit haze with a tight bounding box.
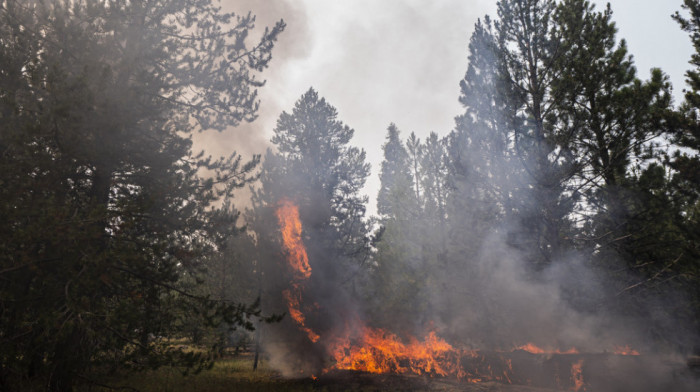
[203,0,693,215]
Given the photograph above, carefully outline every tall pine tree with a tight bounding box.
[247,88,371,371]
[0,0,284,389]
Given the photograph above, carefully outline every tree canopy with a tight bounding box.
[1,0,699,389]
[0,0,283,389]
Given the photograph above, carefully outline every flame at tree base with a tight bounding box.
[328,327,466,378]
[273,199,656,391]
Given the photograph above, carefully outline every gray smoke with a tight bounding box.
[217,2,699,391]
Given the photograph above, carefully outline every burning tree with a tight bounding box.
[254,1,698,390]
[247,88,372,373]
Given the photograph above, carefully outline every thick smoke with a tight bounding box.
[431,231,642,351]
[264,169,697,389]
[259,185,699,390]
[192,0,312,188]
[230,2,698,391]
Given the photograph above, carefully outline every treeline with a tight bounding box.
[366,0,700,346]
[1,0,699,390]
[0,0,284,390]
[241,0,700,357]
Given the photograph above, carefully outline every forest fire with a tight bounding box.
[613,345,640,356]
[516,343,579,355]
[274,199,654,391]
[275,198,319,343]
[275,199,468,378]
[328,327,464,377]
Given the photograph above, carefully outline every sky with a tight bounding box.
[199,0,694,215]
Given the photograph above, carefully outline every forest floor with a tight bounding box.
[84,353,563,392]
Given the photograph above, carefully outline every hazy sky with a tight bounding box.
[201,0,694,215]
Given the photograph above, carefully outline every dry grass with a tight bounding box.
[80,354,564,392]
[80,354,318,392]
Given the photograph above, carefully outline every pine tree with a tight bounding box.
[247,89,370,370]
[668,0,700,345]
[420,132,449,231]
[447,16,511,263]
[406,132,424,203]
[551,2,686,318]
[266,88,371,257]
[377,124,414,218]
[493,0,581,265]
[0,0,283,389]
[369,124,425,331]
[554,0,672,241]
[672,0,700,217]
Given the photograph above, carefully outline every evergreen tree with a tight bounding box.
[372,127,452,334]
[417,131,450,280]
[493,0,580,265]
[406,131,424,203]
[247,89,370,370]
[672,0,700,230]
[369,124,425,332]
[554,0,672,242]
[674,0,700,164]
[420,132,449,232]
[450,0,581,267]
[442,0,692,345]
[200,203,261,353]
[377,124,414,218]
[0,0,283,389]
[266,88,370,258]
[447,16,511,263]
[669,0,700,346]
[549,4,694,341]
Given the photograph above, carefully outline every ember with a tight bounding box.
[612,345,640,356]
[571,359,584,391]
[516,343,579,355]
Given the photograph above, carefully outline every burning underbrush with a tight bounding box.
[314,353,693,392]
[266,199,699,391]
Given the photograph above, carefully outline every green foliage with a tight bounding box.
[246,88,371,368]
[367,0,700,349]
[370,125,425,330]
[377,124,414,218]
[669,0,700,343]
[448,15,508,263]
[254,88,371,261]
[0,0,283,389]
[1,0,700,388]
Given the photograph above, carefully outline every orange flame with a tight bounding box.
[276,199,312,279]
[571,359,585,391]
[274,199,476,377]
[329,327,466,377]
[612,345,640,356]
[276,199,319,343]
[516,342,579,355]
[282,288,320,343]
[273,199,631,388]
